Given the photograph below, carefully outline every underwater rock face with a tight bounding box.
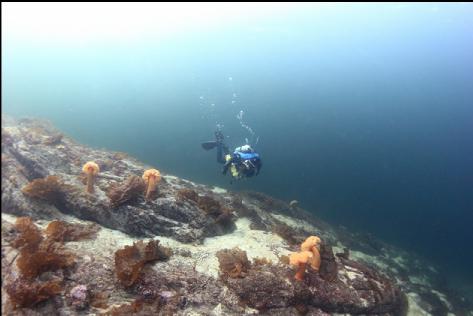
[1,116,471,315]
[1,117,237,243]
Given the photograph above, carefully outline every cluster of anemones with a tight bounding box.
[82,161,161,200]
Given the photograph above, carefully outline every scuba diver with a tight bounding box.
[202,130,262,180]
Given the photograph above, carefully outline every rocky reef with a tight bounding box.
[2,116,472,315]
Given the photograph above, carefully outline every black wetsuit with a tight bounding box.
[215,131,230,164]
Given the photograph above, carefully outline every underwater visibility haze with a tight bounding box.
[3,2,473,299]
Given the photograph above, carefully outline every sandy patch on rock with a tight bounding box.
[211,186,227,194]
[407,292,432,316]
[271,213,319,233]
[194,218,291,278]
[2,213,291,281]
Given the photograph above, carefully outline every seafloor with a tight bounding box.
[1,115,472,316]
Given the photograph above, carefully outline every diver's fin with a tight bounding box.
[201,141,218,150]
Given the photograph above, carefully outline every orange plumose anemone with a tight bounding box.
[301,236,321,252]
[308,247,321,271]
[289,251,313,281]
[142,169,161,200]
[82,161,99,194]
[301,236,322,271]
